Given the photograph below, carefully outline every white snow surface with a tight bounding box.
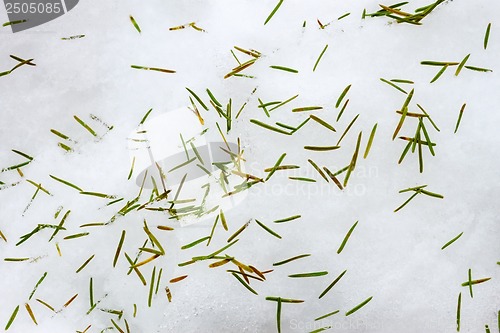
[0,0,499,332]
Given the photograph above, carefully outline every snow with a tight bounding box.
[0,0,499,332]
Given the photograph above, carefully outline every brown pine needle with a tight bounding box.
[63,294,78,308]
[170,275,188,283]
[227,220,252,243]
[25,303,37,325]
[461,277,491,286]
[323,167,343,190]
[209,258,232,268]
[393,105,409,140]
[76,255,95,273]
[165,286,172,302]
[379,4,411,16]
[232,258,253,273]
[157,225,174,231]
[225,59,257,79]
[131,254,160,268]
[234,46,261,58]
[249,266,266,280]
[308,159,329,182]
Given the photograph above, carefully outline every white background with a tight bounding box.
[0,0,499,332]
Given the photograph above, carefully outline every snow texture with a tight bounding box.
[0,0,499,332]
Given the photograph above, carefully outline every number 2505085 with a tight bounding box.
[5,2,62,14]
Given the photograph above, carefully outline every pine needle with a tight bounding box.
[5,305,19,330]
[336,84,351,108]
[270,65,299,73]
[455,54,471,76]
[484,23,492,49]
[255,220,282,239]
[441,232,463,250]
[231,273,258,295]
[337,221,358,254]
[345,296,373,316]
[363,123,377,159]
[454,103,466,133]
[129,15,141,33]
[319,270,347,299]
[313,44,328,72]
[264,0,284,25]
[113,230,126,267]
